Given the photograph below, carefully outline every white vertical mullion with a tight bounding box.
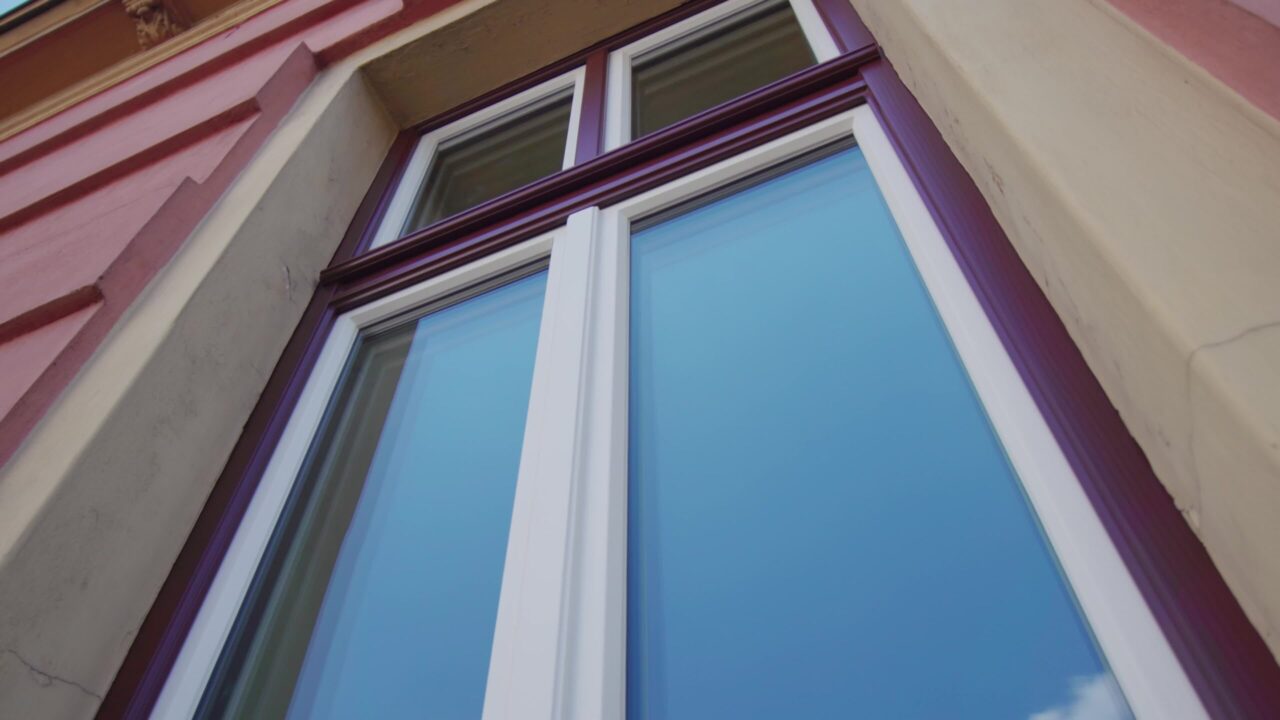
[483,209,600,720]
[562,207,630,720]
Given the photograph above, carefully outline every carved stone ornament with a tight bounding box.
[122,0,190,49]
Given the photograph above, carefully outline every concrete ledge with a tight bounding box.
[850,0,1280,658]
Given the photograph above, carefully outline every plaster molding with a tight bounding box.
[121,0,191,49]
[0,0,284,142]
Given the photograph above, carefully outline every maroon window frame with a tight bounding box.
[98,1,1280,717]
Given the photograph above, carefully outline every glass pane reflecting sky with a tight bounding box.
[201,271,547,719]
[0,0,32,17]
[628,145,1132,719]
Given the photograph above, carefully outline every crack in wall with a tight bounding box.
[1182,317,1280,523]
[3,648,102,701]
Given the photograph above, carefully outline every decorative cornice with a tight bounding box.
[0,0,283,142]
[121,0,191,49]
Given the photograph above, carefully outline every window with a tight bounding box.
[142,3,1224,719]
[605,0,839,150]
[629,0,815,138]
[403,92,575,232]
[369,72,586,249]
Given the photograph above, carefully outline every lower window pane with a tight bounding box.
[199,271,547,719]
[627,145,1132,718]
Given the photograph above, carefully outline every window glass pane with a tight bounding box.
[627,145,1133,719]
[404,92,573,233]
[199,271,548,719]
[631,1,815,139]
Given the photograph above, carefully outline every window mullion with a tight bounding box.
[560,205,629,720]
[483,208,602,720]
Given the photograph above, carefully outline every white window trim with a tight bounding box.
[151,232,558,720]
[530,107,1209,719]
[367,69,587,250]
[603,0,840,152]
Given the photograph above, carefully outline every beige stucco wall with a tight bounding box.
[0,66,398,718]
[849,0,1280,659]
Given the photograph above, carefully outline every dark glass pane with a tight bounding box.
[631,1,815,138]
[404,93,572,233]
[627,145,1133,719]
[200,271,548,719]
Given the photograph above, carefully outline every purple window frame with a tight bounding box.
[98,1,1280,717]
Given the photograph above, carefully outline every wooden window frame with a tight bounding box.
[99,1,1280,718]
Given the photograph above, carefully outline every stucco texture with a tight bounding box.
[849,0,1280,660]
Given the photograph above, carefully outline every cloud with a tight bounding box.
[1029,673,1131,720]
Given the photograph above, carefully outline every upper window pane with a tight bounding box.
[404,91,573,233]
[631,1,815,139]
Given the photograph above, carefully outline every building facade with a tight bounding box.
[0,0,1279,717]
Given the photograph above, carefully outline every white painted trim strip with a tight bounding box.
[483,209,599,720]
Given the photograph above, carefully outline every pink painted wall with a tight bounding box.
[0,0,463,467]
[1230,0,1280,28]
[1105,0,1280,122]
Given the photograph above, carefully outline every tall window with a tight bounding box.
[146,2,1214,719]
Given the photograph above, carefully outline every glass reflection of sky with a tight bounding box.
[286,273,547,719]
[0,0,34,17]
[627,146,1133,719]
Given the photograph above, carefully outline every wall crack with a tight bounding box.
[1183,317,1280,519]
[3,648,102,701]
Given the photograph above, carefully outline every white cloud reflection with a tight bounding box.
[1030,674,1132,720]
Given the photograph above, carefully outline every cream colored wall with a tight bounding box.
[849,0,1280,660]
